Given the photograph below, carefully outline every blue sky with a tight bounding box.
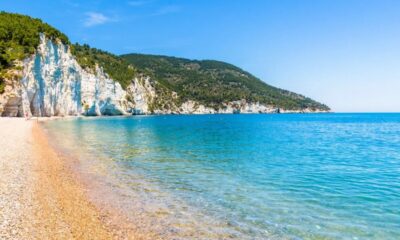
[2,0,400,112]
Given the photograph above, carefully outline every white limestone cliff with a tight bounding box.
[1,35,129,117]
[126,76,158,114]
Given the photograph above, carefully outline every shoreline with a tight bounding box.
[9,110,334,122]
[40,119,231,240]
[6,117,245,239]
[0,118,146,239]
[1,117,239,239]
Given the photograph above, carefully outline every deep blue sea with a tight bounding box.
[43,114,400,239]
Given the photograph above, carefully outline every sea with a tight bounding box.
[42,113,400,239]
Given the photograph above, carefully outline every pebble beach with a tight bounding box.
[0,118,143,239]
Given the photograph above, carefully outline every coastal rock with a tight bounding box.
[0,66,26,117]
[1,95,22,117]
[2,34,129,117]
[126,76,158,114]
[218,100,278,114]
[179,101,216,114]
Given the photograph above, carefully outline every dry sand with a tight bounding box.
[0,118,35,239]
[0,118,147,239]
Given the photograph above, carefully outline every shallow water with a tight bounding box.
[42,113,400,239]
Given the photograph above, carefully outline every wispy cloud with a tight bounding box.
[151,5,181,16]
[127,0,150,7]
[83,12,113,27]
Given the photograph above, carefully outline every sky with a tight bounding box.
[1,0,400,112]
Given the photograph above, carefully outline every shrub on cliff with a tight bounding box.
[0,80,4,94]
[70,44,136,89]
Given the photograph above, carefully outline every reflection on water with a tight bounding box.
[43,114,400,239]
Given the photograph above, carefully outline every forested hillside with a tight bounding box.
[70,44,136,89]
[122,54,330,110]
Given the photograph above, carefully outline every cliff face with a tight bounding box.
[0,35,130,117]
[0,36,328,117]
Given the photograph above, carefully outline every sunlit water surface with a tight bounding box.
[42,114,400,239]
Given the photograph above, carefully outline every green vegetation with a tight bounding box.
[122,54,330,110]
[0,80,4,94]
[0,11,68,73]
[71,44,136,89]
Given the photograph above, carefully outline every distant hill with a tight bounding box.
[122,54,330,110]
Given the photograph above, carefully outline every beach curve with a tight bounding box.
[0,118,148,239]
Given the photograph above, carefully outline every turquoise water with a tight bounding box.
[43,114,400,239]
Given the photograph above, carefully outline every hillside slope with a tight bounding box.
[122,54,330,111]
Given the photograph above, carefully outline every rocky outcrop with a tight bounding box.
[175,100,280,114]
[0,66,25,117]
[124,80,286,115]
[126,76,158,114]
[1,34,129,117]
